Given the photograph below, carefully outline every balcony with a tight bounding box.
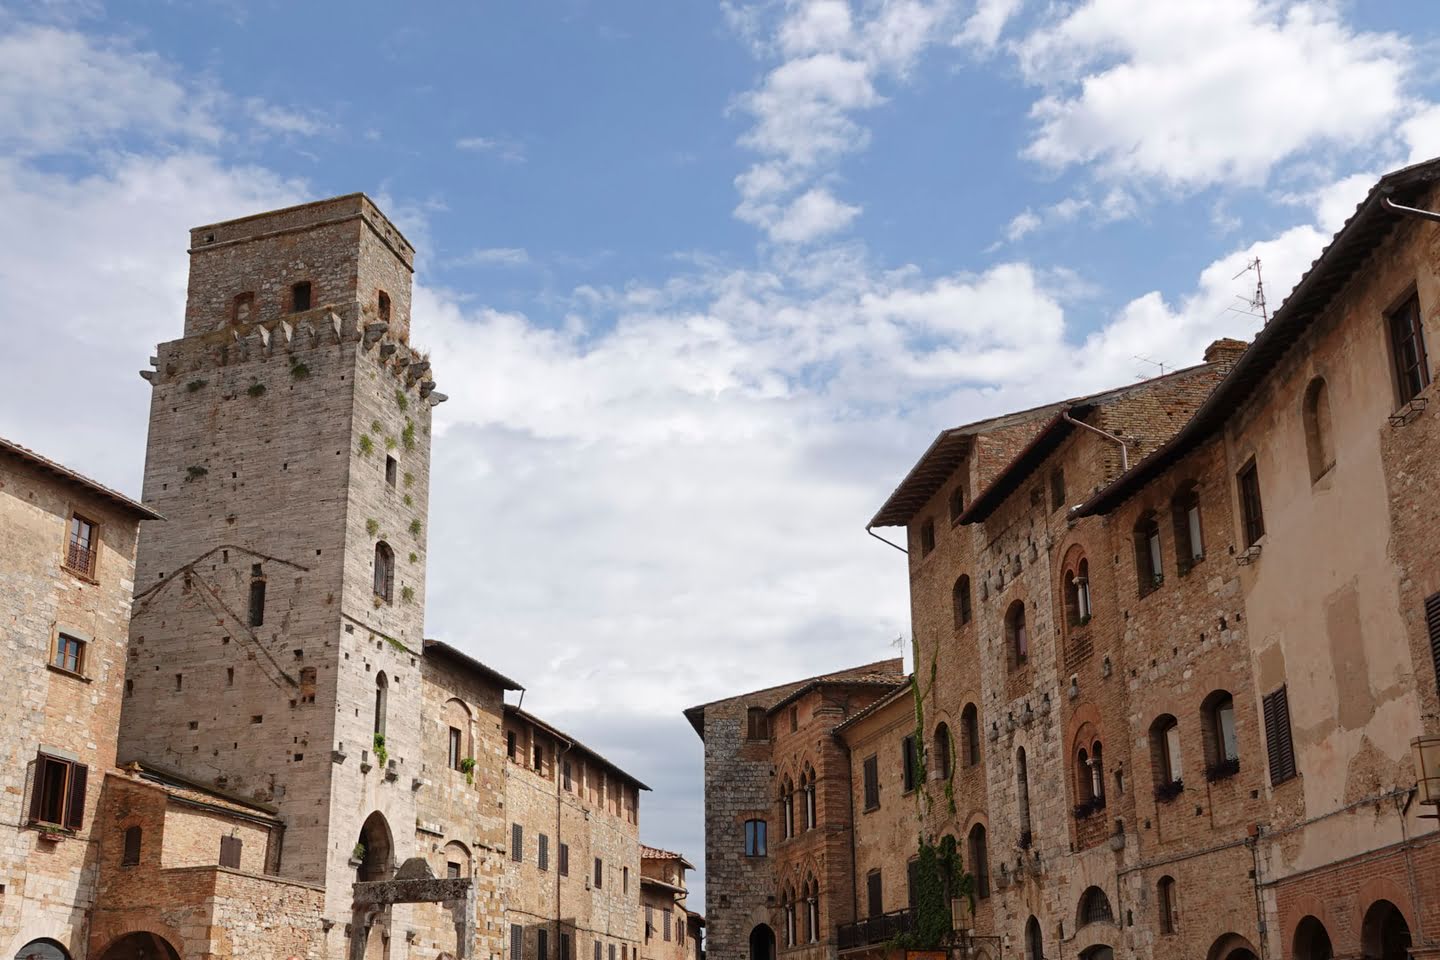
[837,908,918,951]
[64,541,96,578]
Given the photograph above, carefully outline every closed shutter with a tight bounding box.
[64,763,88,830]
[539,930,549,960]
[219,835,242,868]
[1427,591,1440,691]
[560,843,569,876]
[907,858,920,907]
[538,834,549,871]
[512,824,524,862]
[1262,686,1297,785]
[594,941,601,960]
[512,925,524,960]
[866,871,882,917]
[863,756,879,809]
[561,934,571,960]
[27,754,46,824]
[901,736,916,791]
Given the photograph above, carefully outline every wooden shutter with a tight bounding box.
[901,736,916,791]
[28,754,47,824]
[1427,591,1440,692]
[538,834,549,871]
[64,763,88,830]
[512,824,523,862]
[1262,686,1297,785]
[539,930,549,960]
[511,924,524,960]
[219,835,242,868]
[866,871,882,917]
[863,756,879,809]
[594,857,603,888]
[560,843,569,876]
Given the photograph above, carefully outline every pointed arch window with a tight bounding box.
[779,778,795,839]
[801,767,817,830]
[1171,482,1204,571]
[804,877,820,944]
[783,887,797,947]
[1006,601,1028,668]
[961,704,980,767]
[1016,747,1032,841]
[1303,377,1335,481]
[933,724,952,780]
[953,575,973,628]
[374,672,388,737]
[373,541,395,603]
[967,824,990,899]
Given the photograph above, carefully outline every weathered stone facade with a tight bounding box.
[639,847,699,960]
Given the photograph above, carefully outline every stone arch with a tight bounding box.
[1292,915,1334,960]
[1205,932,1259,960]
[1360,898,1412,960]
[374,671,389,737]
[356,810,395,881]
[441,840,472,878]
[749,924,775,960]
[1076,886,1114,928]
[443,697,473,764]
[12,939,71,960]
[95,931,181,960]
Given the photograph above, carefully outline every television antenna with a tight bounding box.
[1233,257,1268,324]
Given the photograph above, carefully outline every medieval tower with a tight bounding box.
[120,195,442,941]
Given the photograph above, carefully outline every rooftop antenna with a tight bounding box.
[1233,257,1268,324]
[1132,354,1167,380]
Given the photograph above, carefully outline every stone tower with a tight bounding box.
[121,195,442,931]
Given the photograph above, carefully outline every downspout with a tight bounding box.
[1061,411,1128,473]
[866,525,908,555]
[557,738,575,960]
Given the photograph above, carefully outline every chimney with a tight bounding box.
[1204,338,1248,367]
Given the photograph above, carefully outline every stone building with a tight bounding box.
[694,158,1440,960]
[638,846,699,960]
[0,437,158,960]
[0,194,698,960]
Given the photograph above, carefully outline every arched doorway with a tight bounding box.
[96,932,181,960]
[1206,932,1260,960]
[1294,916,1334,960]
[14,940,70,960]
[749,924,775,960]
[1078,947,1113,960]
[356,811,395,882]
[1024,916,1043,960]
[1361,900,1411,960]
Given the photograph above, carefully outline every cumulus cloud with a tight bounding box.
[456,135,527,163]
[1018,0,1411,188]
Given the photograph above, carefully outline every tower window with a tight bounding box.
[385,455,398,487]
[373,541,395,603]
[1388,292,1430,406]
[232,292,254,324]
[374,672,388,737]
[378,290,392,323]
[248,576,266,628]
[122,825,142,866]
[291,281,312,312]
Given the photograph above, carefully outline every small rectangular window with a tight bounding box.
[746,706,769,741]
[385,455,398,487]
[507,730,517,761]
[448,727,463,771]
[533,742,544,772]
[1238,460,1265,547]
[790,705,799,733]
[866,870,882,917]
[559,842,570,876]
[1050,467,1066,511]
[593,857,603,888]
[122,825,142,866]
[563,760,573,791]
[219,835,242,869]
[1263,685,1297,785]
[448,861,461,879]
[919,518,936,556]
[539,929,549,960]
[291,281,312,312]
[560,933,571,960]
[1388,292,1431,406]
[623,866,629,892]
[744,819,767,857]
[907,858,920,908]
[53,633,85,674]
[248,579,266,627]
[512,823,524,862]
[901,735,917,791]
[862,755,880,810]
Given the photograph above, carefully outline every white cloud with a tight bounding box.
[451,247,532,268]
[1004,208,1040,242]
[1018,0,1411,188]
[244,98,329,137]
[956,0,1022,50]
[455,135,527,162]
[0,23,220,154]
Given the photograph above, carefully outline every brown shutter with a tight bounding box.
[1426,591,1440,691]
[64,763,88,830]
[220,835,242,868]
[1262,686,1297,785]
[28,755,46,824]
[512,824,523,862]
[866,871,882,917]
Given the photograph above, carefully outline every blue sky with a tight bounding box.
[4,0,1440,899]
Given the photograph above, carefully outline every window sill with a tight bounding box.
[60,564,98,585]
[46,664,91,683]
[861,803,880,815]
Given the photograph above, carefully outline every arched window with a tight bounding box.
[1202,691,1239,781]
[949,486,966,523]
[1171,481,1204,570]
[1150,715,1182,799]
[953,575,972,628]
[1157,876,1178,934]
[779,777,794,839]
[122,825,142,866]
[1090,742,1105,803]
[1076,747,1093,805]
[444,698,472,772]
[373,541,394,603]
[378,290,392,324]
[1303,377,1335,482]
[1360,899,1411,960]
[374,672,388,737]
[1025,916,1043,960]
[803,769,816,830]
[743,819,767,857]
[967,824,990,899]
[1293,916,1333,960]
[1135,511,1163,594]
[1063,553,1093,636]
[805,877,820,944]
[1078,886,1113,926]
[934,724,952,780]
[919,518,936,556]
[1006,601,1028,668]
[783,887,797,947]
[1016,748,1032,841]
[961,704,980,767]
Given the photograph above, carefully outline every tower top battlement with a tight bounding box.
[183,193,416,343]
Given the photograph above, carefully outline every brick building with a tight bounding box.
[0,194,698,960]
[0,438,158,960]
[694,158,1440,960]
[639,846,699,960]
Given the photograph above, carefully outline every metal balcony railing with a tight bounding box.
[836,908,917,950]
[65,540,95,577]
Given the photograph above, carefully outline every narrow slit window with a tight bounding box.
[291,281,312,312]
